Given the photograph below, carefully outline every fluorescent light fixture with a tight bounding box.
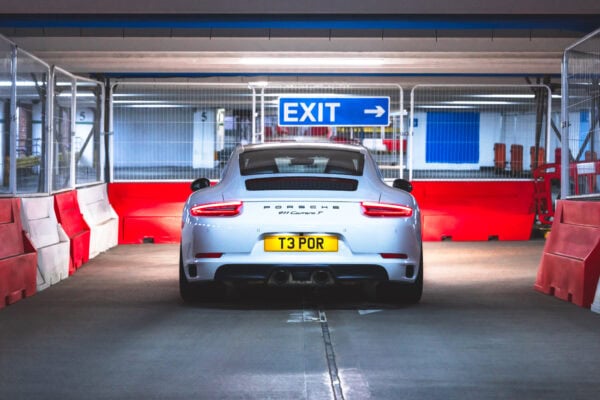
[445,100,515,105]
[473,94,535,99]
[125,104,188,108]
[240,57,385,67]
[473,93,563,100]
[0,81,36,87]
[114,100,192,107]
[113,100,165,104]
[248,81,269,88]
[58,92,96,97]
[417,105,475,109]
[0,81,98,87]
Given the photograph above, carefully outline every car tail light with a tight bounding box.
[361,201,413,217]
[190,201,243,217]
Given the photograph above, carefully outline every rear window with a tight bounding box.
[239,148,364,176]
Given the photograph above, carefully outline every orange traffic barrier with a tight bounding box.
[494,143,506,171]
[510,144,523,175]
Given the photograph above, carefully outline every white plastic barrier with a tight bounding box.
[20,196,71,291]
[592,278,600,314]
[77,184,119,258]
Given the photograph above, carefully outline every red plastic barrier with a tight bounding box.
[54,191,90,271]
[109,181,536,243]
[309,127,329,136]
[108,182,193,244]
[411,181,536,241]
[534,200,600,308]
[382,139,407,153]
[0,198,37,309]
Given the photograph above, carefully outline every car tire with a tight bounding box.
[377,250,423,304]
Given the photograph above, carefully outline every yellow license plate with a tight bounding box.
[264,235,338,252]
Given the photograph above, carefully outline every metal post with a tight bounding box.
[108,83,115,183]
[260,88,265,143]
[47,67,54,193]
[100,81,107,183]
[399,89,404,180]
[69,78,76,189]
[545,86,552,164]
[251,87,256,144]
[9,45,17,195]
[560,54,570,200]
[409,87,416,182]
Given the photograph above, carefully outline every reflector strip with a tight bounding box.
[381,253,408,259]
[195,253,223,258]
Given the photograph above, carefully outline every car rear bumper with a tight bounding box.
[182,256,419,284]
[214,264,389,282]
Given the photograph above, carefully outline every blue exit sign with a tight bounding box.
[278,96,390,127]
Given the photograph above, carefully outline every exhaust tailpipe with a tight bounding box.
[271,269,290,285]
[312,270,332,286]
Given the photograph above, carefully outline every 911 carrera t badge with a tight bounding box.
[278,210,324,215]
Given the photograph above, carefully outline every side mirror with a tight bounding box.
[392,178,413,193]
[191,178,211,191]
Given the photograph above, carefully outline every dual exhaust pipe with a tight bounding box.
[270,269,333,286]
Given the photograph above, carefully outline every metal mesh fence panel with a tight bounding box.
[111,81,403,181]
[112,82,257,181]
[564,29,600,198]
[15,49,50,194]
[75,80,104,186]
[0,39,11,194]
[52,71,73,192]
[410,85,552,181]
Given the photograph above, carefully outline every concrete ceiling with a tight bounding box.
[1,0,599,84]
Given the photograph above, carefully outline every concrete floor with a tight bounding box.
[1,241,599,400]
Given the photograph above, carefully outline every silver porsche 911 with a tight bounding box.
[180,142,422,303]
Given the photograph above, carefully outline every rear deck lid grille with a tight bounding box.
[245,177,358,191]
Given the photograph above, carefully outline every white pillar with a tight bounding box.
[193,109,216,169]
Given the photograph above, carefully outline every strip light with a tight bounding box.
[240,57,385,67]
[472,94,535,99]
[446,100,516,105]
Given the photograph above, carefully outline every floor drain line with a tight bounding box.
[319,309,345,400]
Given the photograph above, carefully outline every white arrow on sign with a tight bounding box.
[363,105,386,118]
